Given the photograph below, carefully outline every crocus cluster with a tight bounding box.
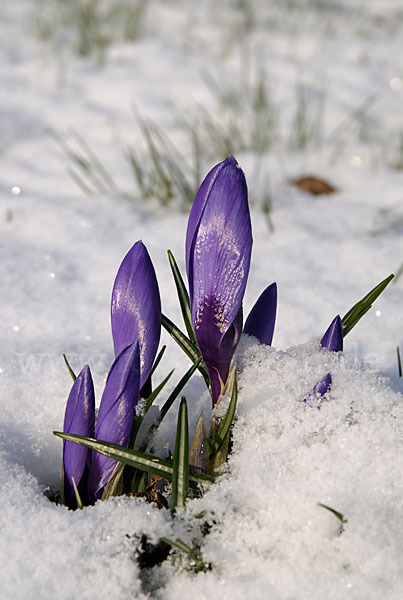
[63,242,161,508]
[61,154,344,507]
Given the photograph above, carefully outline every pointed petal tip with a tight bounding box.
[244,282,277,346]
[185,154,248,285]
[321,314,343,352]
[224,154,244,172]
[111,240,161,382]
[62,363,95,502]
[225,154,237,165]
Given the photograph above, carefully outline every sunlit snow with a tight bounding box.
[1,1,403,599]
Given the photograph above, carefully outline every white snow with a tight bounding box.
[1,1,403,598]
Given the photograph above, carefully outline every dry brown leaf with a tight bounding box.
[291,175,337,196]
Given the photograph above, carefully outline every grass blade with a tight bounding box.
[140,345,166,399]
[161,537,193,554]
[149,345,166,378]
[318,503,347,524]
[70,128,119,193]
[161,313,210,386]
[161,537,210,572]
[167,250,196,344]
[130,369,174,446]
[342,274,394,336]
[53,432,214,486]
[209,371,238,458]
[171,397,189,513]
[71,476,83,510]
[189,412,209,474]
[159,358,202,423]
[101,462,125,501]
[63,353,77,381]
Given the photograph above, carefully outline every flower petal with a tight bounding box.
[63,365,95,502]
[304,372,332,408]
[111,240,161,388]
[244,282,277,346]
[186,156,235,297]
[321,315,343,352]
[186,156,252,403]
[208,306,243,404]
[88,341,140,501]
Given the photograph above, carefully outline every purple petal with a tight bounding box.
[186,156,252,404]
[321,315,343,352]
[88,341,140,501]
[111,240,161,388]
[63,365,95,501]
[208,306,243,404]
[186,156,236,296]
[244,282,277,345]
[304,372,332,408]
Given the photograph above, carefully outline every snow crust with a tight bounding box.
[163,338,403,599]
[1,1,403,598]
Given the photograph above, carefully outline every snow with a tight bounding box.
[1,1,403,598]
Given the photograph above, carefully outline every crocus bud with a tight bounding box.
[111,240,161,389]
[244,282,277,346]
[321,315,343,352]
[63,365,95,507]
[186,155,252,405]
[88,341,140,502]
[304,372,332,408]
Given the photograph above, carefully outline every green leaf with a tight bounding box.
[63,353,77,381]
[189,412,209,474]
[149,345,166,378]
[132,470,147,494]
[171,397,189,513]
[161,537,210,572]
[101,462,124,501]
[159,358,202,423]
[398,346,402,378]
[167,250,196,344]
[130,369,174,447]
[342,274,394,337]
[161,313,210,387]
[161,313,199,359]
[161,537,194,555]
[71,476,83,509]
[318,503,347,524]
[53,432,214,486]
[209,371,238,459]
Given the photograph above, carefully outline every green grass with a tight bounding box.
[34,0,148,63]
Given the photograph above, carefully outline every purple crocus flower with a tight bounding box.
[111,240,161,389]
[320,314,343,352]
[186,155,252,405]
[63,365,95,507]
[244,282,277,345]
[88,341,140,502]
